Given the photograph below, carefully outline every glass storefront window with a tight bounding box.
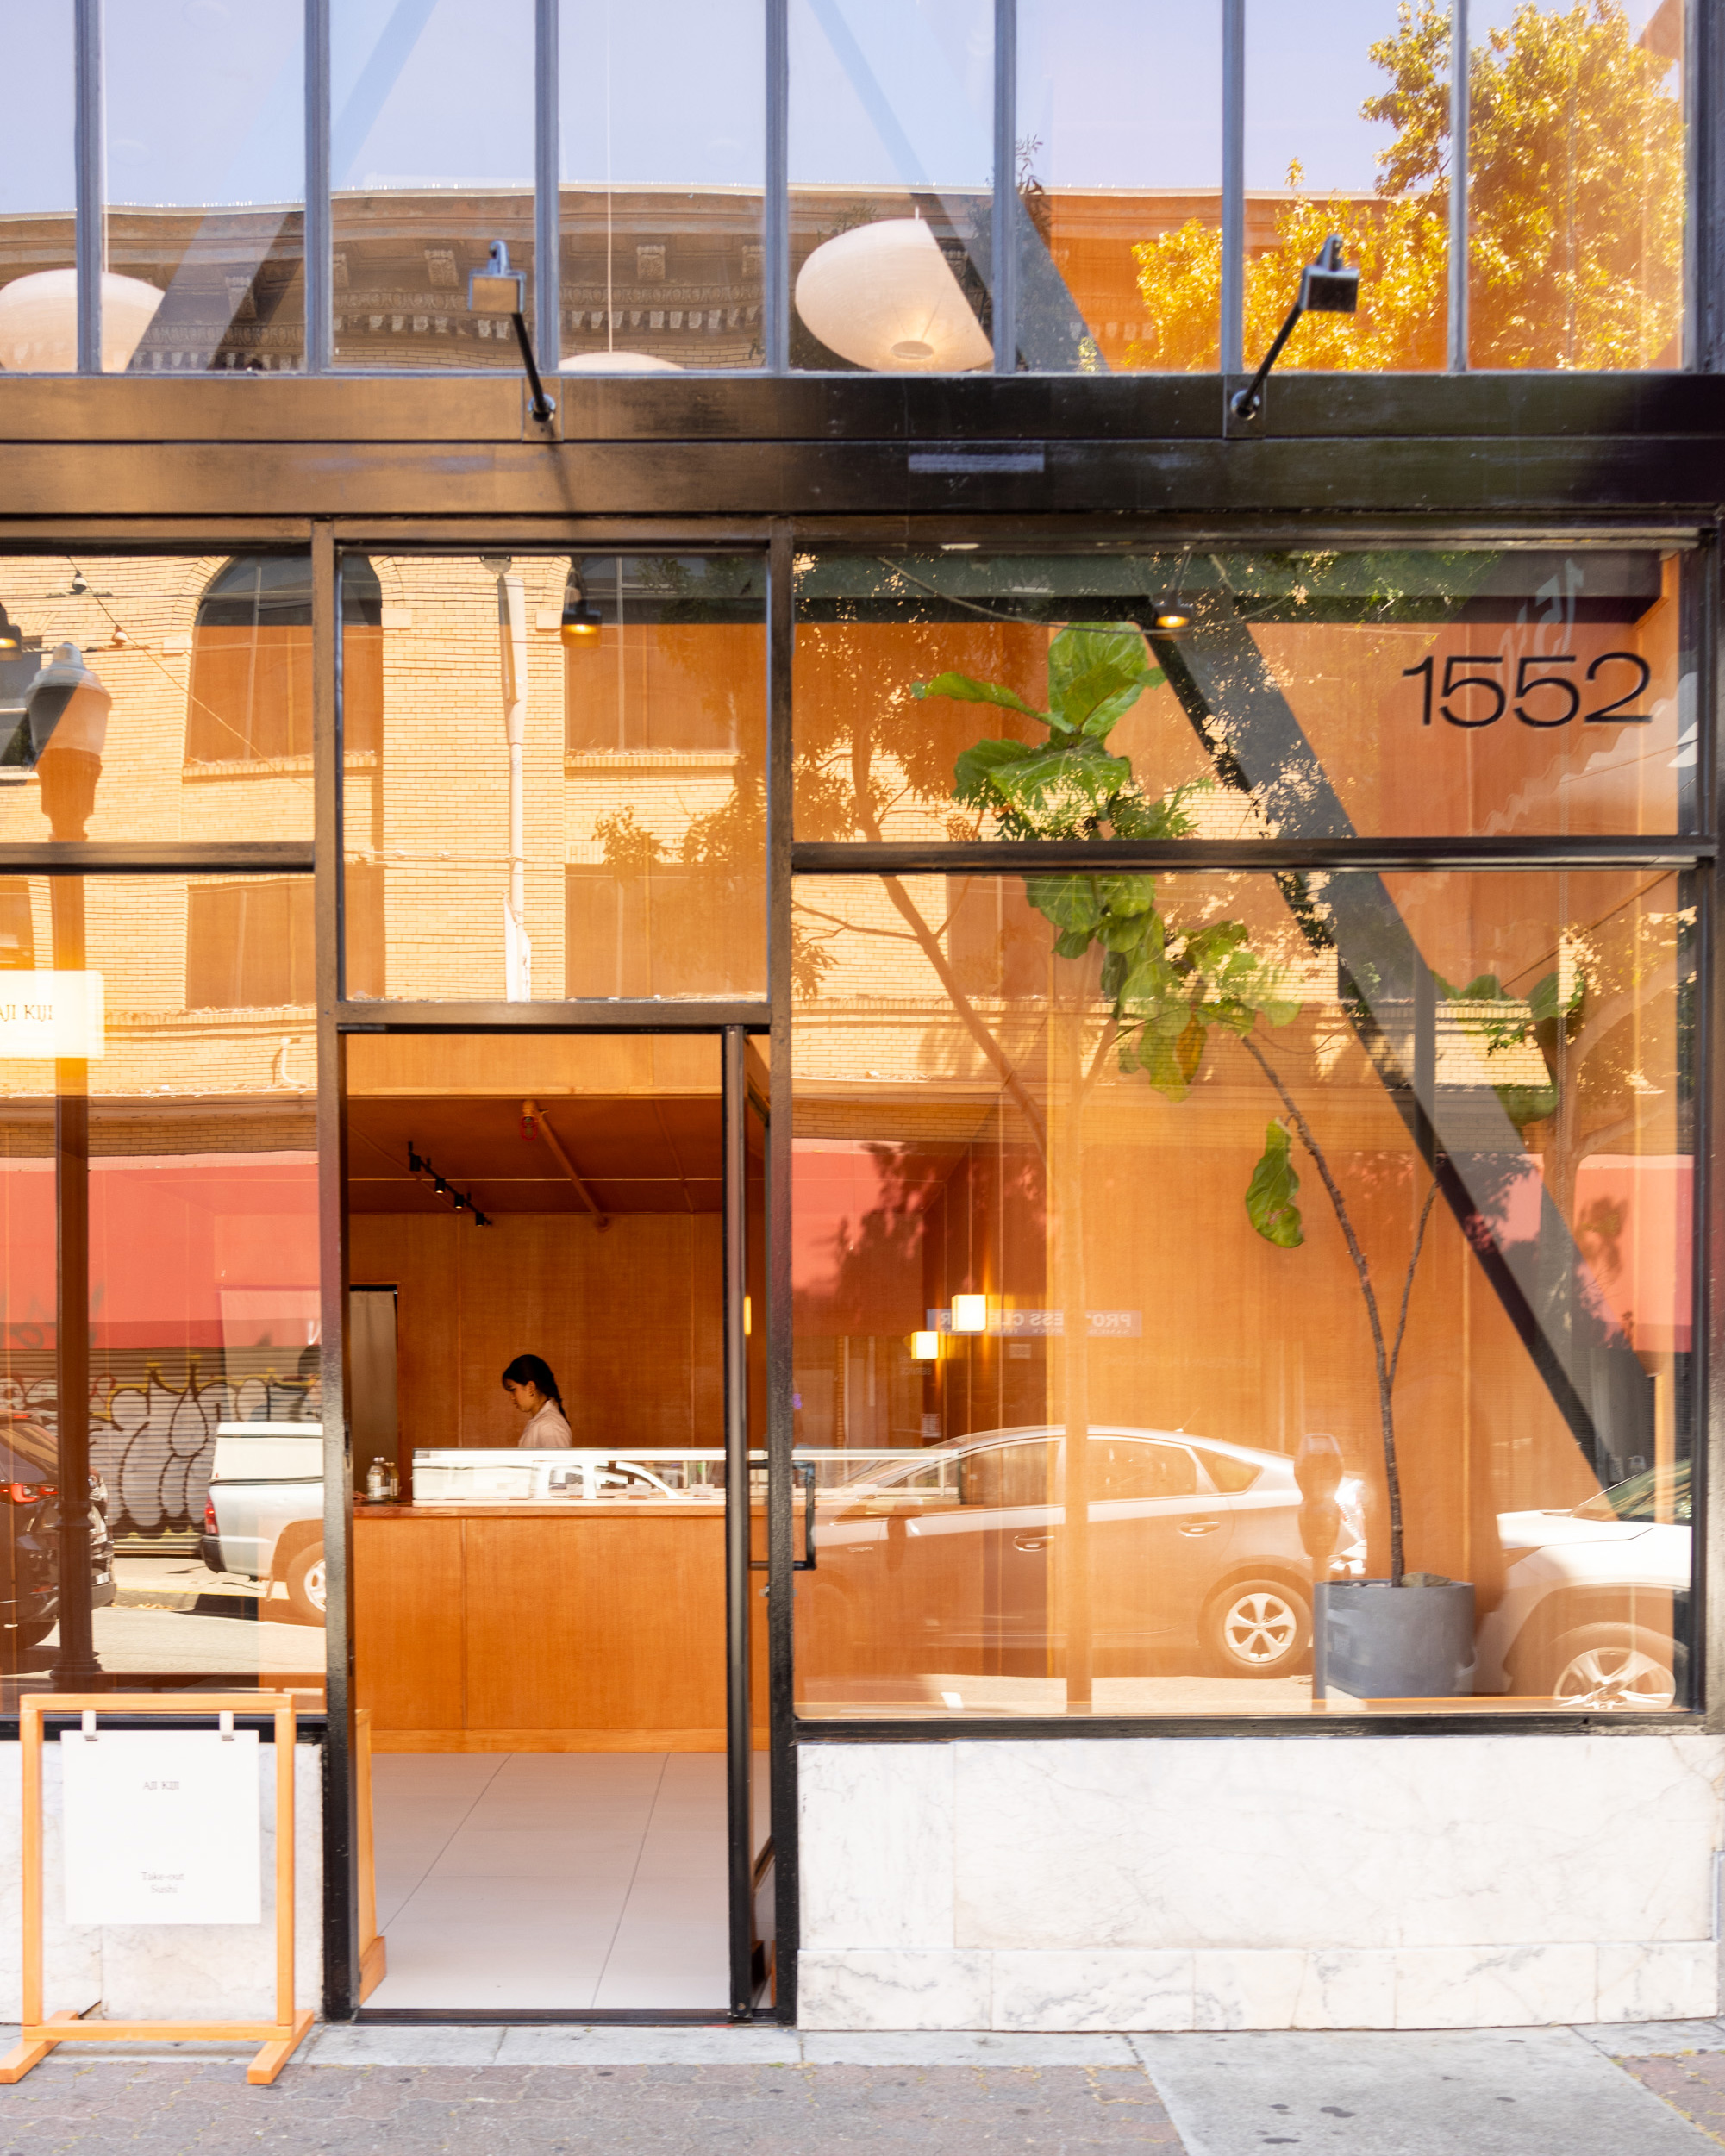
[1016,0,1222,372]
[0,0,75,373]
[791,867,1694,1717]
[1242,0,1447,373]
[103,0,305,374]
[0,876,322,1702]
[0,552,316,844]
[792,548,1692,845]
[332,0,535,372]
[789,0,994,373]
[3,2,1700,379]
[559,0,766,374]
[342,552,766,1002]
[1469,0,1684,370]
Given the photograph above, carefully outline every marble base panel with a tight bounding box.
[0,1740,323,2023]
[795,1943,1721,2032]
[797,1734,1725,2033]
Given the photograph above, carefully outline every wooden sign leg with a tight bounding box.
[0,2009,81,2084]
[247,2008,316,2086]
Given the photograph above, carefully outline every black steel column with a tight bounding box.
[314,523,359,2015]
[722,1026,753,2016]
[45,807,99,1689]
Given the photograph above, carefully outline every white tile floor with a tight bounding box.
[367,1752,767,2010]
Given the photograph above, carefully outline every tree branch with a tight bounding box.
[1239,1030,1404,1583]
[1388,1175,1441,1397]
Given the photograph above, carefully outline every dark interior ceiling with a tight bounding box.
[346,1097,722,1216]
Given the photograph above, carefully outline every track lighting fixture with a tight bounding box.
[408,1145,490,1226]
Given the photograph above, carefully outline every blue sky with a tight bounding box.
[0,0,1678,215]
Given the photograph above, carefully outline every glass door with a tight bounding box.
[725,1030,772,2011]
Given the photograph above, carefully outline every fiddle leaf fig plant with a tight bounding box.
[915,617,1459,1586]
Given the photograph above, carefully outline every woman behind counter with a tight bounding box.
[502,1353,573,1448]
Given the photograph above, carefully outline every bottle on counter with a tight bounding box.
[366,1459,388,1503]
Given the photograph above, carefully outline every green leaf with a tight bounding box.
[1023,872,1104,935]
[1245,1122,1304,1248]
[915,672,1047,720]
[1046,624,1154,739]
[981,738,1136,828]
[1098,908,1152,953]
[1097,874,1155,919]
[1109,785,1197,841]
[1528,968,1581,1026]
[1183,919,1251,973]
[953,736,1035,806]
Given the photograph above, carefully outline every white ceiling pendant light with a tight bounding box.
[0,268,164,372]
[559,350,684,373]
[795,217,991,373]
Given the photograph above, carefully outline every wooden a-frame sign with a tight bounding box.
[0,1694,314,2086]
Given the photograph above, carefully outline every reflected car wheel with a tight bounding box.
[284,1544,327,1626]
[1204,1582,1309,1678]
[1547,1624,1676,1709]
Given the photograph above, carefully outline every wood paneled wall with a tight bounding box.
[349,1210,723,1461]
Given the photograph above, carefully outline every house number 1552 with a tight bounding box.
[1403,652,1653,728]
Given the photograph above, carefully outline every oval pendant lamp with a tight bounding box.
[559,349,684,373]
[0,267,165,372]
[794,216,991,372]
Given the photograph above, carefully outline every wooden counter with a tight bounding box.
[354,1502,730,1753]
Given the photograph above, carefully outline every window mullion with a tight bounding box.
[305,0,331,372]
[536,0,560,377]
[1220,0,1245,377]
[992,0,1016,375]
[766,0,789,372]
[74,0,102,375]
[1448,0,1469,372]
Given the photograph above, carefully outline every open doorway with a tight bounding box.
[342,1032,766,2012]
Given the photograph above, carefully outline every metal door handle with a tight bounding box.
[749,1459,816,1572]
[1178,1518,1223,1536]
[1012,1532,1052,1552]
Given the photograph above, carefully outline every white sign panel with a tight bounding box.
[60,1730,262,1925]
[0,972,104,1059]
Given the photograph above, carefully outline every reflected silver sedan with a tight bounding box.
[810,1426,1363,1679]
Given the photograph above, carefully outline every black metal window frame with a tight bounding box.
[0,514,1715,2039]
[53,0,1718,377]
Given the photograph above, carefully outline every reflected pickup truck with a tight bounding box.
[199,1422,325,1624]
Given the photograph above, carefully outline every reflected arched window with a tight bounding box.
[187,554,383,763]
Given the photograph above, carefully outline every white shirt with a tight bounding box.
[519,1399,573,1448]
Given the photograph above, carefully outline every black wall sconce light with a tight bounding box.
[1231,234,1359,420]
[559,566,603,645]
[468,241,555,425]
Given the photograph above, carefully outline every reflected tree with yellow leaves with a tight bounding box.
[1128,0,1683,374]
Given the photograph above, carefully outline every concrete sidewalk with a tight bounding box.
[0,2017,1717,2152]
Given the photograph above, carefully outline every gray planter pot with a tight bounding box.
[1318,1580,1476,1700]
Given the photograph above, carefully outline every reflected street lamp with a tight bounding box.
[794,218,992,373]
[0,269,164,373]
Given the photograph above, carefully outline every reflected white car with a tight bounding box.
[1478,1463,1690,1707]
[811,1426,1366,1680]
